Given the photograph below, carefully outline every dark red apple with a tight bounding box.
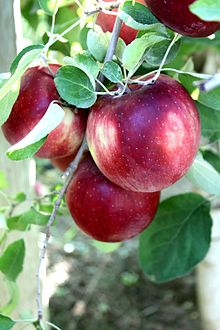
[66,152,160,242]
[2,65,86,159]
[96,0,146,44]
[86,74,200,192]
[144,0,220,37]
[51,152,76,171]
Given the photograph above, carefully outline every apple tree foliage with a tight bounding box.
[1,0,220,327]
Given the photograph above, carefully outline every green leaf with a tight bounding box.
[7,208,49,231]
[93,241,121,253]
[0,47,43,126]
[19,208,49,226]
[15,192,26,203]
[186,152,220,195]
[7,216,29,231]
[119,1,159,30]
[87,28,108,62]
[115,37,126,62]
[199,87,220,112]
[64,54,99,87]
[190,0,220,22]
[0,314,15,330]
[54,65,97,108]
[7,102,65,160]
[10,45,44,74]
[0,171,8,189]
[139,193,212,283]
[197,103,220,142]
[202,149,220,173]
[143,34,181,68]
[179,74,220,111]
[7,137,47,161]
[101,61,123,83]
[0,239,25,282]
[42,32,71,56]
[122,33,167,71]
[0,48,43,101]
[39,0,75,15]
[0,214,8,230]
[0,80,20,127]
[38,0,57,15]
[0,73,11,85]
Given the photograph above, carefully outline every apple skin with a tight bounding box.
[66,152,160,242]
[96,0,146,44]
[86,74,200,192]
[2,65,86,159]
[51,152,76,171]
[144,0,220,37]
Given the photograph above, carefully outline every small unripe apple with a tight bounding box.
[144,0,220,37]
[2,65,86,159]
[86,74,200,192]
[66,152,160,242]
[96,0,146,44]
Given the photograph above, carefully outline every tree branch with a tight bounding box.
[36,136,88,321]
[98,15,123,87]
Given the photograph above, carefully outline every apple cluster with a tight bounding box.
[4,0,217,243]
[1,64,201,242]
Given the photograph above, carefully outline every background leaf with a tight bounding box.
[139,193,212,283]
[0,239,25,282]
[190,0,220,21]
[0,314,15,330]
[186,152,220,195]
[197,103,220,142]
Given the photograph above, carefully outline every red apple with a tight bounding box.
[51,153,76,171]
[66,152,160,242]
[144,0,220,37]
[2,65,86,159]
[86,74,200,192]
[96,0,146,44]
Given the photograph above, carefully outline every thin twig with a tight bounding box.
[36,137,88,321]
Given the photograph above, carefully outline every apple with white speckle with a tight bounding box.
[66,152,160,242]
[86,74,200,192]
[2,65,86,159]
[144,0,220,37]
